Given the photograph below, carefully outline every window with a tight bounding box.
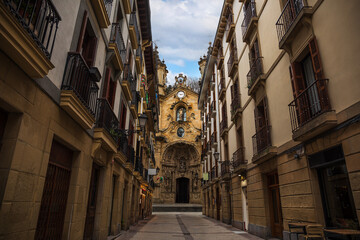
[253,97,271,153]
[77,12,98,67]
[249,38,260,66]
[102,68,117,108]
[119,102,127,129]
[176,107,186,121]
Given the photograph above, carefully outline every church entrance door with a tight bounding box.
[176,177,189,203]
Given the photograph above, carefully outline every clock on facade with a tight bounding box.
[177,127,185,137]
[177,91,185,99]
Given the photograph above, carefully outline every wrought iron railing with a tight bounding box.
[288,79,331,132]
[241,1,257,38]
[221,160,231,176]
[220,118,228,134]
[95,98,120,142]
[61,52,99,116]
[3,0,61,59]
[247,57,264,89]
[110,23,126,63]
[231,95,241,117]
[2,0,61,59]
[130,11,140,42]
[104,0,113,18]
[123,64,136,87]
[252,125,271,155]
[227,47,238,74]
[118,130,128,155]
[233,147,247,168]
[131,90,140,113]
[276,0,307,43]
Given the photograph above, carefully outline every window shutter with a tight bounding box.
[263,97,270,127]
[254,105,260,132]
[309,37,330,110]
[102,67,111,98]
[254,39,260,59]
[120,103,127,129]
[83,36,98,67]
[109,79,117,109]
[76,11,88,53]
[290,62,306,124]
[128,121,134,146]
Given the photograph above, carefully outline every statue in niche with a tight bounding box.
[176,107,186,121]
[179,157,186,172]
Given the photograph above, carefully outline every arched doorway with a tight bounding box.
[176,177,189,203]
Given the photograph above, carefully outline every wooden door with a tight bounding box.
[35,141,73,240]
[216,188,221,220]
[83,163,100,240]
[268,172,283,238]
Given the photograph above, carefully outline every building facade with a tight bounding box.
[153,72,202,204]
[0,0,159,239]
[199,0,360,239]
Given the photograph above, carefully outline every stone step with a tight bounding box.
[152,204,202,212]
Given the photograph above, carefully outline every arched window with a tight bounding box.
[176,107,186,121]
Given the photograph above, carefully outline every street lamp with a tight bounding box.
[138,113,148,129]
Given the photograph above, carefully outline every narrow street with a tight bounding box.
[116,213,262,240]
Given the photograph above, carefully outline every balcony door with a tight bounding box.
[302,55,321,116]
[77,12,97,67]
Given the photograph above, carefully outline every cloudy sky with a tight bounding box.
[150,0,223,84]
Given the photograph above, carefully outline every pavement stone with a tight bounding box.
[115,212,264,240]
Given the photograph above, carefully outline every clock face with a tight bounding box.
[177,127,185,138]
[177,91,185,99]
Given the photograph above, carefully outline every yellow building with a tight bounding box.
[153,71,202,204]
[0,0,159,239]
[199,0,360,239]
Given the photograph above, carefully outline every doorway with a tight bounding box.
[267,172,283,238]
[84,163,100,239]
[242,186,249,230]
[35,140,73,240]
[216,188,221,220]
[176,177,189,203]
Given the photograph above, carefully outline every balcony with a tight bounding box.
[227,48,238,77]
[121,64,134,101]
[90,0,112,28]
[93,98,119,153]
[121,0,132,14]
[0,0,61,78]
[109,23,126,71]
[60,52,99,129]
[232,147,247,171]
[218,77,226,101]
[135,46,142,74]
[211,101,216,118]
[211,131,217,148]
[241,1,258,43]
[217,46,224,69]
[225,12,235,43]
[247,57,265,95]
[221,161,231,177]
[220,118,228,137]
[231,95,241,121]
[289,79,336,141]
[276,0,312,49]
[252,125,277,164]
[130,90,140,119]
[129,11,139,49]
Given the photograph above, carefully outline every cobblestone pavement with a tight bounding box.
[115,212,264,240]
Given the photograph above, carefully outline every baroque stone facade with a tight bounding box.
[153,73,202,204]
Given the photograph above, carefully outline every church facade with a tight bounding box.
[153,69,202,204]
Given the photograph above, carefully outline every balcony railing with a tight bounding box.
[104,0,113,18]
[217,46,224,68]
[95,98,120,142]
[221,160,231,176]
[129,11,140,48]
[227,47,238,77]
[247,57,264,89]
[110,23,126,62]
[231,95,241,118]
[118,130,128,155]
[3,0,61,59]
[252,125,272,155]
[241,1,257,38]
[233,147,247,168]
[276,0,306,43]
[61,52,99,116]
[288,79,331,132]
[225,12,234,41]
[218,77,226,98]
[220,118,228,135]
[131,90,140,113]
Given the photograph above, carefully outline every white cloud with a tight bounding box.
[168,59,185,67]
[151,0,223,64]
